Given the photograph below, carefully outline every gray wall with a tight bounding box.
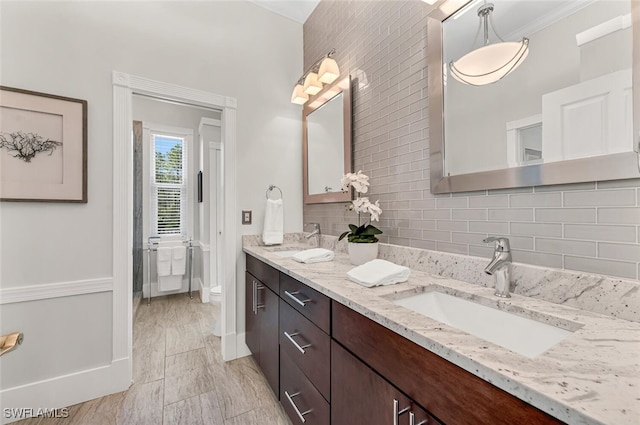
[303,0,640,281]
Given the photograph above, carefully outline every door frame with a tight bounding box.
[112,71,238,382]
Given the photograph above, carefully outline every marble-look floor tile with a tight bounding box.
[164,349,217,405]
[224,405,292,425]
[166,322,205,356]
[163,390,225,425]
[116,380,163,425]
[132,332,165,384]
[213,356,278,419]
[65,391,125,425]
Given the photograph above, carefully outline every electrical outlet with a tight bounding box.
[242,210,252,225]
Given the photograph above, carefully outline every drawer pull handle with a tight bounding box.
[410,412,427,425]
[284,290,311,307]
[284,390,312,423]
[393,399,410,425]
[284,331,312,354]
[252,281,265,314]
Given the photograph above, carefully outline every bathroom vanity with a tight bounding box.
[243,239,639,425]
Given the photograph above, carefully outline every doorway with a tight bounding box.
[112,72,239,387]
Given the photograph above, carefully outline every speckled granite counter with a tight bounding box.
[243,236,640,425]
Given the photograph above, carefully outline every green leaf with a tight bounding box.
[338,231,350,241]
[348,224,359,233]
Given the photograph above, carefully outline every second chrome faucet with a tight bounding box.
[483,236,512,298]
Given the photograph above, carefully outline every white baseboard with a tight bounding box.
[0,358,130,424]
[198,278,209,303]
[232,332,251,360]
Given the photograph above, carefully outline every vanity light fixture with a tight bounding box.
[290,49,340,105]
[449,2,529,86]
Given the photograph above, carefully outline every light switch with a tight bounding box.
[242,210,252,225]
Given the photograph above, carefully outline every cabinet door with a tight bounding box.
[332,341,417,425]
[260,285,280,396]
[245,272,260,361]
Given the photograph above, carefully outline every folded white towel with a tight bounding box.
[292,248,334,264]
[172,245,187,275]
[347,259,411,287]
[263,198,284,245]
[157,246,172,277]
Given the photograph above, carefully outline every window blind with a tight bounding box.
[151,134,187,236]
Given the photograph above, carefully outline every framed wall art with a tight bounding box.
[0,86,87,202]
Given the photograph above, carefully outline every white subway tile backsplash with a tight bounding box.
[468,221,509,234]
[564,189,636,207]
[423,230,452,242]
[488,208,534,222]
[436,220,468,232]
[452,209,488,220]
[564,224,637,243]
[303,0,640,281]
[436,197,468,209]
[468,195,508,208]
[512,250,563,269]
[598,242,640,263]
[510,222,562,237]
[510,192,562,208]
[535,208,596,223]
[564,256,637,279]
[597,207,640,224]
[536,238,597,257]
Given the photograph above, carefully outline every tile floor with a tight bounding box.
[15,294,292,425]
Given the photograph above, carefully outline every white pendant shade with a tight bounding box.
[318,57,340,84]
[449,38,529,86]
[291,84,308,105]
[303,72,323,95]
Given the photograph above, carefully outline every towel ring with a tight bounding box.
[266,184,282,200]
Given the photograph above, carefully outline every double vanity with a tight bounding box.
[243,236,639,425]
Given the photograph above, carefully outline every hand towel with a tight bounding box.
[347,259,411,287]
[157,246,172,277]
[172,245,187,276]
[263,198,284,245]
[292,248,334,264]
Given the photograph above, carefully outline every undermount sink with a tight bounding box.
[393,290,576,358]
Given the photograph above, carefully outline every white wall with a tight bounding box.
[0,0,302,416]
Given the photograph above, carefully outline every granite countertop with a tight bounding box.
[243,241,640,425]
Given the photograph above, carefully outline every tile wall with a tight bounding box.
[303,0,640,280]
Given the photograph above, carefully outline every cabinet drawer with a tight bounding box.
[332,301,564,425]
[280,273,330,333]
[246,254,279,292]
[280,299,330,400]
[280,348,330,425]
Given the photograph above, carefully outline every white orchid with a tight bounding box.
[341,170,369,194]
[339,172,383,243]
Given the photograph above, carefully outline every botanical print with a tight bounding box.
[0,131,62,162]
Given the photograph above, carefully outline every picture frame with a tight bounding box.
[0,86,87,202]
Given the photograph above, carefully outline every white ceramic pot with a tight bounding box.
[348,242,379,266]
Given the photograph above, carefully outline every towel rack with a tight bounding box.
[144,236,194,305]
[266,184,283,200]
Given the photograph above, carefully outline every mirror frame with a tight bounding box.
[428,0,640,194]
[303,75,352,204]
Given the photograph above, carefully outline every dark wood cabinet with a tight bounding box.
[332,340,441,425]
[332,301,564,425]
[245,268,279,395]
[280,348,330,425]
[279,298,331,400]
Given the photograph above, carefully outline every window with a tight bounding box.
[150,133,188,235]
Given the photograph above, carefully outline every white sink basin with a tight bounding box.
[394,290,575,358]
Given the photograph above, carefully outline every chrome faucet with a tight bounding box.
[304,223,321,247]
[483,236,512,298]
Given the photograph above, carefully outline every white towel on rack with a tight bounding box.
[157,247,172,277]
[172,246,187,276]
[263,198,284,245]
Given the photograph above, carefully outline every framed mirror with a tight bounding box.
[428,0,640,194]
[303,75,352,204]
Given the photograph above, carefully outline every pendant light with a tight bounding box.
[303,72,323,95]
[449,2,529,86]
[290,83,308,105]
[317,56,340,84]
